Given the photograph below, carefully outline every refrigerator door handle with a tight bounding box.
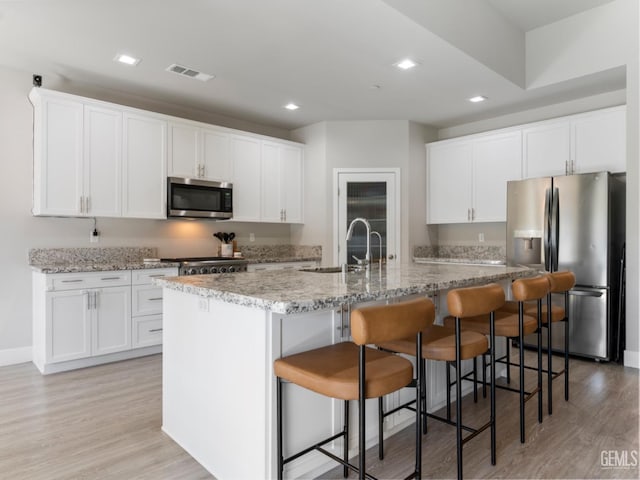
[551,187,559,272]
[543,188,551,271]
[570,290,604,297]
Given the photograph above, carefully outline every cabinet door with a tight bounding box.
[34,97,84,216]
[523,121,571,178]
[92,286,131,356]
[426,141,472,224]
[260,142,282,222]
[84,104,122,217]
[572,107,626,174]
[122,113,167,219]
[230,135,261,221]
[202,128,233,181]
[46,289,91,363]
[168,122,199,178]
[472,132,522,222]
[280,145,303,223]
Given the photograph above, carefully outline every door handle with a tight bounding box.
[550,187,559,272]
[543,188,551,271]
[569,290,604,298]
[388,254,395,260]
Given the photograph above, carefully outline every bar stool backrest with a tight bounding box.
[548,271,576,293]
[512,276,551,302]
[447,283,505,318]
[350,297,433,346]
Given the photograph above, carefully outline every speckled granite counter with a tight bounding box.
[155,262,532,314]
[29,247,179,273]
[241,244,321,264]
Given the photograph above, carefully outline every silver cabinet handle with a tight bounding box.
[101,276,121,281]
[93,291,98,310]
[254,267,267,271]
[149,297,163,301]
[149,328,163,333]
[284,209,287,222]
[148,274,166,278]
[471,208,475,221]
[62,279,83,283]
[467,208,470,221]
[86,196,90,213]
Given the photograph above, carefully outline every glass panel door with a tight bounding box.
[337,171,397,266]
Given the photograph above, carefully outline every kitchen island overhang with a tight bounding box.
[156,263,534,480]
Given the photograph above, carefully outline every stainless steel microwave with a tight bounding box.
[167,177,233,219]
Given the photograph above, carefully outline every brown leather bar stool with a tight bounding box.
[444,275,549,444]
[500,271,576,414]
[274,298,430,480]
[378,285,504,480]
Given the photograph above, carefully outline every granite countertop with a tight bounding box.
[247,256,321,264]
[30,261,180,274]
[154,263,534,314]
[413,257,506,266]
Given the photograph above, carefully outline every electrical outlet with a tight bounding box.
[90,230,99,243]
[250,233,255,242]
[198,298,209,312]
[478,233,485,242]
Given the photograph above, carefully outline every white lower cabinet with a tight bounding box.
[33,267,177,374]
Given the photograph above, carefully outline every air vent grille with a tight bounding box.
[166,64,214,82]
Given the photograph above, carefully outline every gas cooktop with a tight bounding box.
[161,256,248,275]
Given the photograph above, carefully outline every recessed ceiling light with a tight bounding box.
[114,54,140,66]
[284,103,299,111]
[395,59,418,70]
[468,95,488,103]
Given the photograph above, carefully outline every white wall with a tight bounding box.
[0,66,293,362]
[527,0,635,89]
[292,120,438,265]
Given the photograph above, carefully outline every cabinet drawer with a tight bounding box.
[132,268,178,285]
[132,315,163,348]
[49,271,131,291]
[132,285,164,316]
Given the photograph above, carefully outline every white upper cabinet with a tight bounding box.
[572,106,626,174]
[31,91,122,217]
[32,93,84,216]
[427,141,473,224]
[472,132,522,222]
[523,121,571,178]
[230,135,261,222]
[426,131,521,224]
[523,106,626,178]
[84,104,122,217]
[122,112,167,219]
[260,142,304,223]
[168,121,234,182]
[202,128,233,181]
[168,122,199,178]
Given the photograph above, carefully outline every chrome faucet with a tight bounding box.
[371,231,382,269]
[346,217,371,270]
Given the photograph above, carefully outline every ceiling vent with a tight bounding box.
[166,64,214,82]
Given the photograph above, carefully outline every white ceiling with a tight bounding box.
[0,0,626,131]
[487,0,616,31]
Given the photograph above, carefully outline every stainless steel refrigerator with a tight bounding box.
[506,171,626,361]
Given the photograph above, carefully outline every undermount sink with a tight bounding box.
[300,265,360,274]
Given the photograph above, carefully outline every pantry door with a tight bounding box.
[334,169,400,266]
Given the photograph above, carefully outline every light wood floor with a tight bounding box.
[0,351,637,479]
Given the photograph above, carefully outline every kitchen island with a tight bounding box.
[155,263,533,480]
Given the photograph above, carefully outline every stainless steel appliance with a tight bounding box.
[161,257,248,275]
[167,177,233,219]
[506,171,625,360]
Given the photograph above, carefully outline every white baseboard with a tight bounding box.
[623,350,639,369]
[0,346,32,367]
